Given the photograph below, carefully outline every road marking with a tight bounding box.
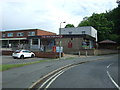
[29,57,112,89]
[45,71,65,89]
[107,63,113,68]
[106,63,120,90]
[106,71,120,90]
[38,70,64,89]
[38,65,77,89]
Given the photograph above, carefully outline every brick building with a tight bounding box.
[55,34,96,54]
[27,34,96,53]
[27,26,97,53]
[1,29,56,50]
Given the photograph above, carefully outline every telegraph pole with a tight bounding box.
[59,22,66,59]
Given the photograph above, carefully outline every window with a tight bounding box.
[28,32,35,36]
[7,33,13,37]
[2,34,5,37]
[22,50,31,53]
[71,38,73,40]
[32,39,38,45]
[69,32,72,34]
[82,31,85,34]
[17,32,24,36]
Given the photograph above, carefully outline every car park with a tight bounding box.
[12,50,35,59]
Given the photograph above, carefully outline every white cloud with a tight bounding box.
[1,0,118,34]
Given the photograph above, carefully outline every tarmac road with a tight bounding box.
[2,54,119,89]
[48,55,119,88]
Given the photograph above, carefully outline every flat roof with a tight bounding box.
[1,29,56,34]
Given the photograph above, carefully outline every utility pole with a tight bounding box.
[59,22,66,59]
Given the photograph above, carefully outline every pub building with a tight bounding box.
[27,34,96,53]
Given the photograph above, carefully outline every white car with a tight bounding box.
[12,50,35,59]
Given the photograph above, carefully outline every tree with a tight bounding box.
[65,24,75,28]
[78,13,114,41]
[106,7,120,35]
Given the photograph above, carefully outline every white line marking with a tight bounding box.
[38,65,77,90]
[45,71,65,89]
[107,71,120,90]
[38,70,63,89]
[107,63,113,68]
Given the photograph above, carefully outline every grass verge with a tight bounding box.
[0,59,53,72]
[0,57,76,72]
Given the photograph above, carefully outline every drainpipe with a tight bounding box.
[38,39,41,50]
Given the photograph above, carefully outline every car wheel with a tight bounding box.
[31,54,34,58]
[20,55,24,59]
[13,57,16,59]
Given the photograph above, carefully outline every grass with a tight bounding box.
[0,59,53,71]
[0,56,76,72]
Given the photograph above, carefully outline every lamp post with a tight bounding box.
[59,21,66,59]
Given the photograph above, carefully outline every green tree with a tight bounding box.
[65,24,75,28]
[106,7,120,35]
[78,13,114,41]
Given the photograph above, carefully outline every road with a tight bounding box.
[2,54,119,89]
[37,55,119,89]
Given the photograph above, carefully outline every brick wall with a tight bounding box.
[1,29,56,38]
[55,38,83,53]
[2,50,64,58]
[2,50,14,55]
[33,51,64,58]
[2,29,37,38]
[37,29,56,35]
[73,49,118,55]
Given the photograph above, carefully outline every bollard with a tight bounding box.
[86,50,87,57]
[78,51,80,57]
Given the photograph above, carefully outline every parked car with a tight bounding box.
[12,50,35,59]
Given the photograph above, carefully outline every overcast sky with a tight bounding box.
[1,0,118,34]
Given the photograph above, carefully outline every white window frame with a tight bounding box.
[28,32,35,36]
[7,33,13,37]
[2,34,5,37]
[17,32,24,36]
[82,31,85,34]
[69,32,72,35]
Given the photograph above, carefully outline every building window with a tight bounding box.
[7,33,13,37]
[82,31,85,34]
[71,38,73,40]
[17,32,24,36]
[32,39,38,45]
[2,34,5,37]
[28,32,35,36]
[69,32,72,34]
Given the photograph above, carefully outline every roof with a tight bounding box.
[99,40,116,44]
[1,29,56,34]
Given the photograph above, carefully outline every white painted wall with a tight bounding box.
[60,26,97,41]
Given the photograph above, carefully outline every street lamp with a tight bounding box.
[59,21,66,35]
[59,21,66,59]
